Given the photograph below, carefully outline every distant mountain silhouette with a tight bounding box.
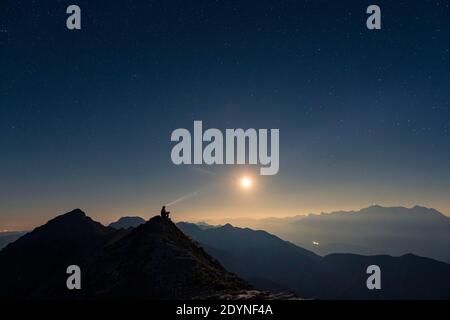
[0,231,27,250]
[322,253,450,299]
[178,221,450,299]
[231,205,450,263]
[177,222,333,298]
[195,221,217,230]
[109,216,146,229]
[0,210,258,299]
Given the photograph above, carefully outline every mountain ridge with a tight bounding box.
[207,205,450,263]
[0,209,119,298]
[2,206,450,299]
[178,221,450,299]
[0,210,255,299]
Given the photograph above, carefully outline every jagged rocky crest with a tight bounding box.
[82,216,251,299]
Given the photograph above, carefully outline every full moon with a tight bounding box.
[240,177,253,189]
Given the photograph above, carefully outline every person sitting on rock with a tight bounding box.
[161,206,170,219]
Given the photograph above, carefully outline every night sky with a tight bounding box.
[1,0,450,229]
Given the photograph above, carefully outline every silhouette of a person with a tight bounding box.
[161,206,170,219]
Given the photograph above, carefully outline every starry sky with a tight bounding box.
[1,0,450,230]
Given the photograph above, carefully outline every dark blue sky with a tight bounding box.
[1,0,450,229]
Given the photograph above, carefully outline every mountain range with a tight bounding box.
[1,206,450,299]
[0,209,252,299]
[208,205,450,263]
[177,221,450,299]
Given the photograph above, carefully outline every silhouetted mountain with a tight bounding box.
[0,231,27,250]
[233,205,450,263]
[177,222,333,298]
[109,216,146,229]
[178,221,450,299]
[0,210,252,299]
[81,216,250,299]
[323,253,450,299]
[0,209,119,298]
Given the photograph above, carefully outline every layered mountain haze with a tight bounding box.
[178,221,450,299]
[177,222,333,298]
[212,205,450,263]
